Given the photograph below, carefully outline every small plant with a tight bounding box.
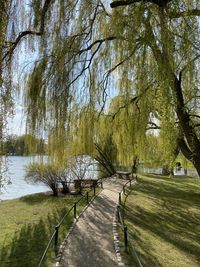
[66,156,93,194]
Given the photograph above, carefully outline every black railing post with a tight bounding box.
[86,191,89,204]
[54,225,59,257]
[123,185,125,194]
[94,184,96,196]
[74,202,77,221]
[124,226,128,252]
[117,205,120,223]
[101,181,103,188]
[119,192,121,205]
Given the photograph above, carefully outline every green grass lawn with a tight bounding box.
[0,189,98,267]
[120,174,200,267]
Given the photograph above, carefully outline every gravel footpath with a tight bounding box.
[59,178,126,267]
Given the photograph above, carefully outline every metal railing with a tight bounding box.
[116,176,143,267]
[38,179,103,267]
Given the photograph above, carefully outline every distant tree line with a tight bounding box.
[3,134,46,156]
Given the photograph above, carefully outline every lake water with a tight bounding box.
[0,156,48,201]
[3,157,197,201]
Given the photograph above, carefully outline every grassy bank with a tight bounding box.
[0,190,97,267]
[121,174,200,267]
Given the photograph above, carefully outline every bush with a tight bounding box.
[26,163,61,196]
[66,156,93,194]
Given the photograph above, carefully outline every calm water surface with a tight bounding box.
[0,156,48,200]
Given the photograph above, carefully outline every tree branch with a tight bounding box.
[94,142,116,175]
[101,41,140,84]
[179,54,200,78]
[110,0,140,8]
[99,1,111,17]
[97,41,141,116]
[111,97,138,120]
[110,0,172,8]
[189,114,200,120]
[40,0,52,34]
[2,0,52,63]
[193,124,200,128]
[111,80,155,120]
[67,41,104,88]
[79,36,117,55]
[146,121,161,131]
[2,31,41,62]
[168,9,200,18]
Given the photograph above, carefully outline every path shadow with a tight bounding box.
[0,205,73,267]
[0,219,49,267]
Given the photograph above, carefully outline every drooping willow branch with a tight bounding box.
[66,37,117,89]
[111,80,156,120]
[97,41,141,115]
[2,0,52,63]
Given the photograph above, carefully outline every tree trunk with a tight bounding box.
[174,75,200,177]
[147,8,200,177]
[61,182,70,194]
[162,165,170,175]
[50,184,58,196]
[191,155,200,177]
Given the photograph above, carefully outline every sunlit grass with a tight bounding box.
[0,188,100,267]
[120,174,200,267]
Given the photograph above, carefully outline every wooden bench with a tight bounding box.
[116,171,131,180]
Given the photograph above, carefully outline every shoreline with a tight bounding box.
[0,188,83,202]
[0,190,52,202]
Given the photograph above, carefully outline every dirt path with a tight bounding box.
[59,178,126,267]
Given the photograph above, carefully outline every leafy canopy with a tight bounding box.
[1,0,200,170]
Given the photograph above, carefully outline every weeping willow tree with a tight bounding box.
[1,0,200,175]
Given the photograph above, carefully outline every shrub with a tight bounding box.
[26,163,60,196]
